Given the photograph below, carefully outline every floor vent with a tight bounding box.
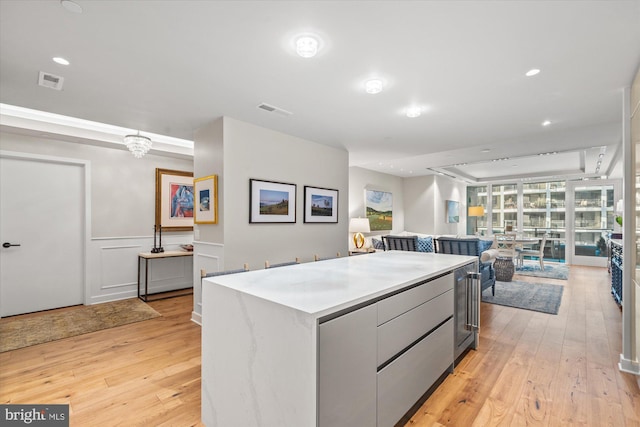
[257,103,292,116]
[38,71,64,90]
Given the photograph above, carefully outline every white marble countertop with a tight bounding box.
[203,251,477,318]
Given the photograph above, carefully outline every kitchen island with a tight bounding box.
[201,251,478,427]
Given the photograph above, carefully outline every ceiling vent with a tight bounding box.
[38,71,64,90]
[257,103,292,116]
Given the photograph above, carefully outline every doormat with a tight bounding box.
[0,298,160,352]
[482,280,564,315]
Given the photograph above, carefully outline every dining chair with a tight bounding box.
[493,233,517,260]
[517,234,547,270]
[265,258,301,269]
[201,263,250,279]
[314,252,341,261]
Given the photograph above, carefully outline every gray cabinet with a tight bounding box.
[318,273,455,427]
[318,304,378,427]
[377,318,453,427]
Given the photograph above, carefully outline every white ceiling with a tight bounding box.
[1,1,639,182]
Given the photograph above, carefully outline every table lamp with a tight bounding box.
[349,218,371,249]
[468,206,485,235]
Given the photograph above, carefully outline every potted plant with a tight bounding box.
[596,236,607,256]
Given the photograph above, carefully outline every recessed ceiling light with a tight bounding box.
[365,79,383,94]
[525,68,541,77]
[406,106,422,118]
[52,57,70,66]
[542,120,551,126]
[295,35,319,58]
[60,0,82,13]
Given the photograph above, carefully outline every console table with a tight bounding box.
[137,250,193,301]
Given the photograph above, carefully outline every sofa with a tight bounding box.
[435,236,497,296]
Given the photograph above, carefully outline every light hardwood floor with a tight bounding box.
[1,266,638,426]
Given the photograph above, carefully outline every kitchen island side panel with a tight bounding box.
[202,281,317,427]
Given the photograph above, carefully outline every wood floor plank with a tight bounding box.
[1,266,638,426]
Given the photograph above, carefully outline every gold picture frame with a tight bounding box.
[155,168,194,231]
[194,175,218,224]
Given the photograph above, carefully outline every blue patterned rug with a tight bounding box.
[482,280,564,315]
[515,262,569,280]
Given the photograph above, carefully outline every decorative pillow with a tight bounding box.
[417,236,434,253]
[371,237,385,250]
[478,239,493,253]
[480,248,500,263]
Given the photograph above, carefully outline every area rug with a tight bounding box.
[482,280,564,315]
[515,262,569,280]
[0,298,160,352]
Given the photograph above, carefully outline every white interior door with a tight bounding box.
[0,153,86,317]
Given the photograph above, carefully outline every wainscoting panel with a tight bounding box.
[89,234,193,304]
[191,241,224,324]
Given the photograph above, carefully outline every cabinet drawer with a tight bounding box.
[377,289,453,366]
[377,273,452,326]
[377,318,453,427]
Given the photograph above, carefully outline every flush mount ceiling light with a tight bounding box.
[52,57,70,66]
[406,106,422,118]
[365,79,383,94]
[124,131,152,158]
[525,68,541,77]
[295,35,320,58]
[60,0,83,13]
[542,120,552,126]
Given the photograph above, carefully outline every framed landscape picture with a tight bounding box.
[304,186,338,223]
[194,175,218,224]
[155,168,194,231]
[365,189,392,231]
[250,179,296,223]
[446,200,460,223]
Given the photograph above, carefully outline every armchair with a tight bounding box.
[435,236,496,296]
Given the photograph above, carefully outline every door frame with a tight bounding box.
[566,179,621,267]
[0,150,91,307]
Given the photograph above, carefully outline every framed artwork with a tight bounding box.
[304,186,338,223]
[446,200,460,223]
[194,175,218,224]
[155,168,194,231]
[249,179,296,223]
[365,189,392,231]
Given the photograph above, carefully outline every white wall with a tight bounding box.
[0,131,194,303]
[195,117,349,270]
[431,175,467,236]
[349,166,405,243]
[397,174,467,236]
[0,132,193,237]
[225,118,348,268]
[193,118,224,245]
[403,175,436,234]
[348,169,468,246]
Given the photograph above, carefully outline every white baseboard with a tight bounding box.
[191,311,202,325]
[619,354,640,376]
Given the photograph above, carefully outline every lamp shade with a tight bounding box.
[468,206,485,217]
[349,217,371,233]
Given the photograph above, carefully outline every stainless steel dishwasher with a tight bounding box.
[454,261,481,361]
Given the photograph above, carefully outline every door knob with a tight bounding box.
[2,242,20,248]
